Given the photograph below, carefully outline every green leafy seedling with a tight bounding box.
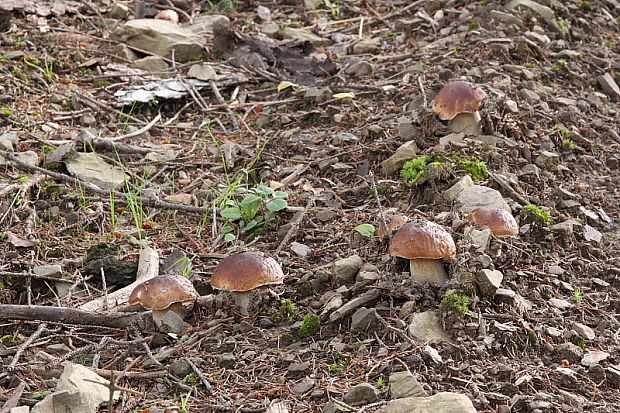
[299,313,320,337]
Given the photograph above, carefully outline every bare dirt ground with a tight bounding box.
[0,1,619,412]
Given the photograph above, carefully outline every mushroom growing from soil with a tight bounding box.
[431,81,487,135]
[128,274,198,328]
[388,221,456,285]
[210,251,285,316]
[465,206,519,237]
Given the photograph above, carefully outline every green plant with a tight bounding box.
[555,18,571,32]
[299,313,320,337]
[451,155,488,180]
[354,224,376,237]
[179,388,192,413]
[522,204,553,227]
[468,21,480,30]
[40,144,55,154]
[551,124,569,136]
[524,62,537,68]
[400,155,433,185]
[550,59,569,72]
[579,1,592,11]
[323,0,341,17]
[563,138,575,150]
[182,373,199,384]
[375,377,386,388]
[571,288,585,302]
[31,391,52,399]
[440,291,470,315]
[217,0,237,12]
[268,299,297,323]
[23,56,54,82]
[16,175,30,183]
[0,106,12,116]
[328,358,349,373]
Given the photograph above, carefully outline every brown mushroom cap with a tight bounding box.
[211,251,284,292]
[128,275,198,311]
[431,81,487,121]
[465,207,519,237]
[389,221,456,261]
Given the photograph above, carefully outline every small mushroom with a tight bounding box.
[431,81,486,135]
[465,207,518,237]
[388,221,456,285]
[128,275,198,328]
[210,251,285,316]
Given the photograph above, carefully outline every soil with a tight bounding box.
[0,1,619,413]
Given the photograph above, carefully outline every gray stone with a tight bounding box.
[112,19,206,62]
[467,227,491,253]
[31,390,92,413]
[108,3,129,20]
[547,266,565,275]
[550,219,581,236]
[291,378,315,394]
[188,64,217,81]
[56,363,119,410]
[389,371,427,399]
[304,0,322,9]
[596,73,620,100]
[304,87,333,104]
[381,140,419,175]
[291,242,311,258]
[518,88,541,103]
[408,311,451,343]
[287,362,310,375]
[0,131,18,150]
[134,56,169,71]
[457,185,511,214]
[65,152,128,190]
[188,14,230,35]
[581,350,609,367]
[111,44,138,61]
[316,208,337,222]
[505,99,519,113]
[583,225,602,243]
[376,392,477,413]
[506,0,555,21]
[332,255,364,285]
[346,60,374,78]
[549,298,572,310]
[398,117,416,140]
[525,31,551,44]
[489,10,524,26]
[282,28,332,46]
[520,163,541,178]
[260,22,280,37]
[10,407,29,413]
[158,310,191,334]
[476,269,503,297]
[555,343,583,364]
[216,353,236,368]
[535,151,559,168]
[572,323,595,340]
[33,265,62,278]
[443,175,474,201]
[344,383,379,406]
[394,18,423,32]
[351,307,381,333]
[351,38,381,54]
[256,5,271,21]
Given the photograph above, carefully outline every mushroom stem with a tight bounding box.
[231,291,251,316]
[447,111,481,135]
[409,259,448,285]
[151,309,167,328]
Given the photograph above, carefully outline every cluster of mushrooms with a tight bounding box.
[127,80,516,328]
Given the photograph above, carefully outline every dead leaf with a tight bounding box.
[6,231,35,247]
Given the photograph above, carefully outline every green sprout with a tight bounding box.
[299,313,321,338]
[440,291,470,315]
[400,155,433,185]
[451,155,488,181]
[375,377,386,388]
[563,138,575,150]
[571,288,585,302]
[522,204,553,227]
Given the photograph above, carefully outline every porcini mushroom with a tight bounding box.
[465,207,518,237]
[388,221,456,285]
[431,81,486,135]
[128,274,198,328]
[210,251,285,316]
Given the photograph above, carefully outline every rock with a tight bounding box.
[216,354,236,368]
[443,175,474,201]
[394,18,423,32]
[55,363,119,410]
[31,390,93,413]
[287,363,310,376]
[356,263,380,282]
[282,28,332,46]
[332,255,363,285]
[188,14,230,34]
[476,269,503,297]
[583,225,602,243]
[2,150,39,166]
[316,208,337,222]
[535,151,559,168]
[158,310,191,334]
[134,56,168,71]
[188,64,217,81]
[304,87,333,104]
[466,227,491,253]
[291,242,311,258]
[550,219,581,236]
[520,163,541,178]
[65,152,128,190]
[525,31,550,45]
[10,406,29,413]
[111,19,206,62]
[438,133,466,147]
[489,10,524,26]
[389,371,427,399]
[408,311,451,343]
[322,400,349,413]
[350,307,381,333]
[547,266,565,275]
[398,117,416,140]
[572,323,595,340]
[548,298,572,310]
[291,378,315,394]
[518,88,541,103]
[381,140,419,175]
[0,131,18,150]
[597,73,620,100]
[376,392,477,413]
[111,44,137,61]
[351,38,381,54]
[555,343,583,364]
[256,5,271,21]
[581,350,609,367]
[33,265,62,278]
[346,60,374,78]
[344,383,379,406]
[504,99,519,113]
[457,185,511,214]
[108,3,129,19]
[505,0,555,21]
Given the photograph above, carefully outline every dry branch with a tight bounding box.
[0,305,147,329]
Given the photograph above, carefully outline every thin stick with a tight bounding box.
[368,171,388,232]
[210,80,240,130]
[107,113,162,141]
[8,323,49,371]
[275,196,315,256]
[418,75,427,108]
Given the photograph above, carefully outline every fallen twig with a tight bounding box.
[0,305,148,328]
